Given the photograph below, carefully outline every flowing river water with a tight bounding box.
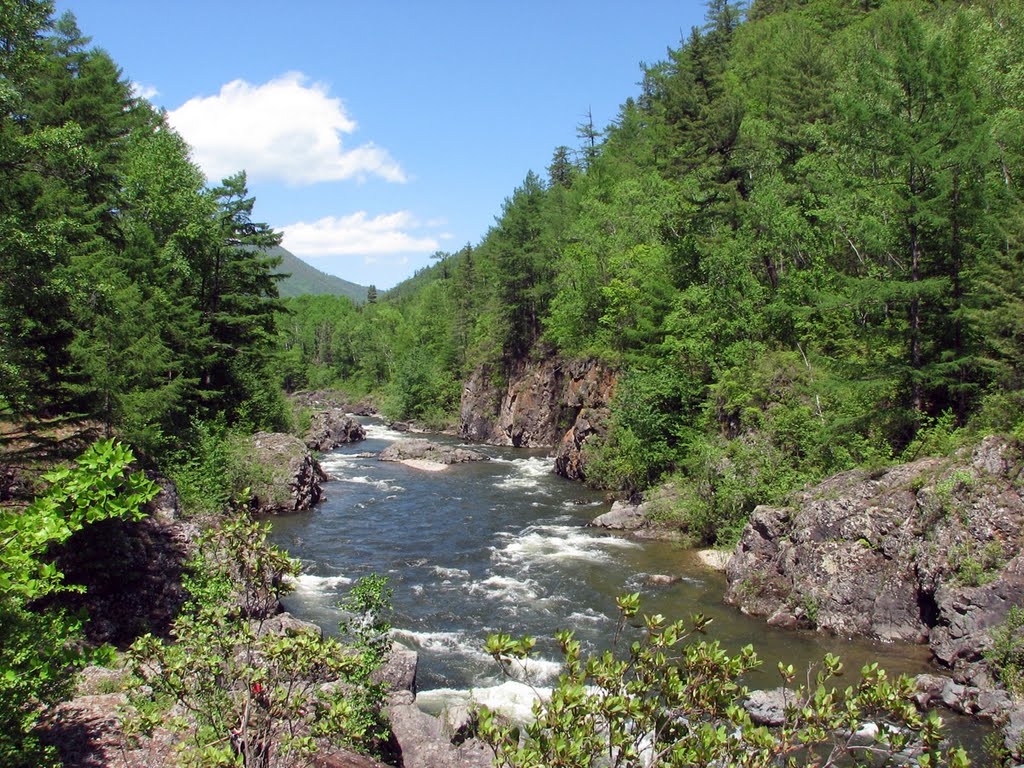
[267,418,985,749]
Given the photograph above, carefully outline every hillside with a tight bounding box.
[273,246,368,302]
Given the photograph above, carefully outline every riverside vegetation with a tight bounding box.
[1,0,1023,765]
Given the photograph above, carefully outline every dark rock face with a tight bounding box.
[378,438,488,465]
[304,409,366,452]
[460,358,615,481]
[724,437,1024,686]
[246,432,327,515]
[44,475,196,646]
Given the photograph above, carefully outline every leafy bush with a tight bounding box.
[125,517,392,767]
[0,440,158,767]
[479,594,969,768]
[985,605,1024,700]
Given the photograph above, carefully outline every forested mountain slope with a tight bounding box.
[281,0,1024,545]
[274,246,369,301]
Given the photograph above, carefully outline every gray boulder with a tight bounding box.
[244,432,328,515]
[305,409,366,451]
[590,500,648,530]
[379,438,489,466]
[744,687,795,726]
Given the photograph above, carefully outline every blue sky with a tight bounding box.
[56,1,708,288]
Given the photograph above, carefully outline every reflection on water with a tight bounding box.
[268,417,986,751]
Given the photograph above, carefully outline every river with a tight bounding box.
[265,417,975,723]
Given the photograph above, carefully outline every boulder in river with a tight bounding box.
[243,432,327,515]
[305,409,366,452]
[378,438,489,470]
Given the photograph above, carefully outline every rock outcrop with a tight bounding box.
[724,436,1024,687]
[460,358,615,480]
[244,432,328,515]
[290,389,377,416]
[304,409,366,451]
[378,438,489,469]
[588,481,684,537]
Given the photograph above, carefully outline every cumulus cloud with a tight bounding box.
[281,211,440,258]
[130,82,159,101]
[167,72,406,185]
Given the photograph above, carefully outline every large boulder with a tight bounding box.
[590,500,649,531]
[244,432,327,515]
[378,439,488,468]
[724,437,1024,685]
[305,409,366,452]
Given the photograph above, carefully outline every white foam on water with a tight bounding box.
[318,455,361,477]
[391,628,492,665]
[567,608,612,625]
[469,574,541,602]
[431,566,471,581]
[506,655,563,685]
[363,423,407,441]
[470,680,551,722]
[492,456,554,494]
[492,525,643,567]
[288,573,352,594]
[336,475,405,492]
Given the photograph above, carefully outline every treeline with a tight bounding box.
[0,3,289,461]
[282,0,1024,541]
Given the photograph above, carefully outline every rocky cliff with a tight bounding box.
[724,436,1024,689]
[459,358,615,480]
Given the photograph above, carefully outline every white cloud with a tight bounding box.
[130,82,159,101]
[281,211,440,258]
[167,72,405,186]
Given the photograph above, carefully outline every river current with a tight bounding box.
[265,417,954,721]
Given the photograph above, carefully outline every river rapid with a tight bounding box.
[265,417,959,722]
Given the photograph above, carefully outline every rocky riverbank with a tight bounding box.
[591,435,1024,757]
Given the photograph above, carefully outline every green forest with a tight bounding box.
[280,0,1024,542]
[2,0,1023,764]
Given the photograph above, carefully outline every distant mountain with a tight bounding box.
[271,246,368,302]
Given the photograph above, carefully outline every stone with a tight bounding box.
[590,500,648,530]
[744,687,795,726]
[244,432,327,515]
[387,700,493,768]
[459,358,616,481]
[1006,705,1024,761]
[378,438,489,467]
[304,409,366,451]
[258,611,323,639]
[644,574,681,586]
[372,644,417,694]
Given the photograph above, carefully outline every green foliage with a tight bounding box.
[0,439,158,767]
[984,605,1024,700]
[479,597,969,767]
[125,517,392,767]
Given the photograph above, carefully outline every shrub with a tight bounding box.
[985,605,1024,700]
[0,440,158,767]
[478,594,969,768]
[124,517,391,767]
